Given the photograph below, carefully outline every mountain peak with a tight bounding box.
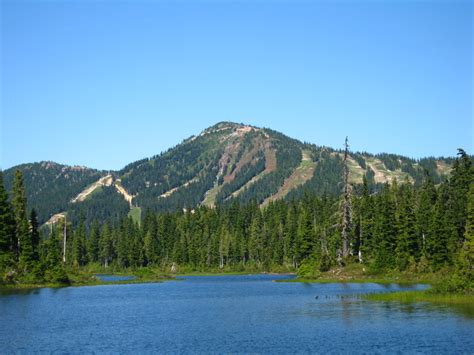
[4,123,456,225]
[201,121,255,135]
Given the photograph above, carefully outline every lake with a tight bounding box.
[0,274,472,353]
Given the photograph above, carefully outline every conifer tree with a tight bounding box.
[284,204,298,268]
[428,184,450,269]
[29,209,40,262]
[12,170,34,269]
[99,223,113,268]
[416,173,436,257]
[0,171,15,268]
[143,213,159,265]
[445,149,473,259]
[372,183,397,269]
[72,219,87,267]
[45,227,62,268]
[87,220,100,263]
[455,179,474,291]
[396,181,417,270]
[248,210,263,264]
[357,175,374,263]
[297,205,314,261]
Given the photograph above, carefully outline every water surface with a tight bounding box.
[0,274,472,353]
[95,274,136,282]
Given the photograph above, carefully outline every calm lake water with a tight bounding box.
[0,274,473,353]
[95,274,137,282]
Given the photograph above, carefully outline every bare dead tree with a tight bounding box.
[63,214,67,263]
[341,136,352,260]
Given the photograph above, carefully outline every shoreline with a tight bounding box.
[2,271,472,307]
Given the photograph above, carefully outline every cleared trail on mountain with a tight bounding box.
[70,175,113,203]
[262,150,316,206]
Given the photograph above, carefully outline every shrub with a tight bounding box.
[297,259,321,279]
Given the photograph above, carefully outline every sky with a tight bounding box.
[1,0,472,171]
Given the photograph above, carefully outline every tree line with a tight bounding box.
[0,150,472,289]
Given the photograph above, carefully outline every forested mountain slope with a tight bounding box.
[3,122,456,225]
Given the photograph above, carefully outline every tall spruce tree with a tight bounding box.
[12,170,35,269]
[396,180,417,270]
[297,204,314,261]
[29,209,40,262]
[0,171,15,269]
[416,173,436,258]
[446,149,473,257]
[428,184,450,269]
[72,219,87,267]
[372,183,397,269]
[99,223,113,268]
[455,179,474,291]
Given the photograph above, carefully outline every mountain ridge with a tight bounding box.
[3,121,457,225]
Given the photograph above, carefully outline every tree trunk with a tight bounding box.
[63,215,67,263]
[341,137,352,259]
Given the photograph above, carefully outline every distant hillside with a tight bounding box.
[3,122,457,225]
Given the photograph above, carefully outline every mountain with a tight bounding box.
[3,122,455,225]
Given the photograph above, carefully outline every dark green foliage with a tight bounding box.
[352,154,366,169]
[12,170,35,269]
[216,154,266,203]
[99,223,113,268]
[286,150,344,199]
[29,209,40,262]
[72,220,87,267]
[428,185,450,268]
[296,206,314,260]
[395,181,417,270]
[0,171,15,269]
[371,184,398,270]
[67,186,130,226]
[452,178,474,292]
[3,163,101,223]
[1,122,469,285]
[446,149,472,249]
[3,123,457,224]
[36,151,458,275]
[232,131,302,204]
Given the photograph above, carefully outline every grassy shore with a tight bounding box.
[278,263,441,285]
[364,290,474,305]
[279,263,474,306]
[0,270,175,292]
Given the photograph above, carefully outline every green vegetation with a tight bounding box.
[3,162,101,223]
[0,123,471,300]
[128,207,142,225]
[3,123,456,226]
[85,185,103,200]
[365,290,473,305]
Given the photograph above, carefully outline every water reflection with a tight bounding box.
[0,275,472,353]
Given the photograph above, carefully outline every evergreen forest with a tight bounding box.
[0,148,472,293]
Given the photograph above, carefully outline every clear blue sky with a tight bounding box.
[1,0,472,171]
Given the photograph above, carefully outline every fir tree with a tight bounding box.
[297,205,314,261]
[396,181,417,270]
[455,179,474,291]
[72,219,87,267]
[29,209,40,262]
[372,184,397,269]
[416,173,436,258]
[428,185,450,269]
[0,171,15,268]
[12,170,34,269]
[446,149,473,258]
[99,223,113,268]
[87,220,100,263]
